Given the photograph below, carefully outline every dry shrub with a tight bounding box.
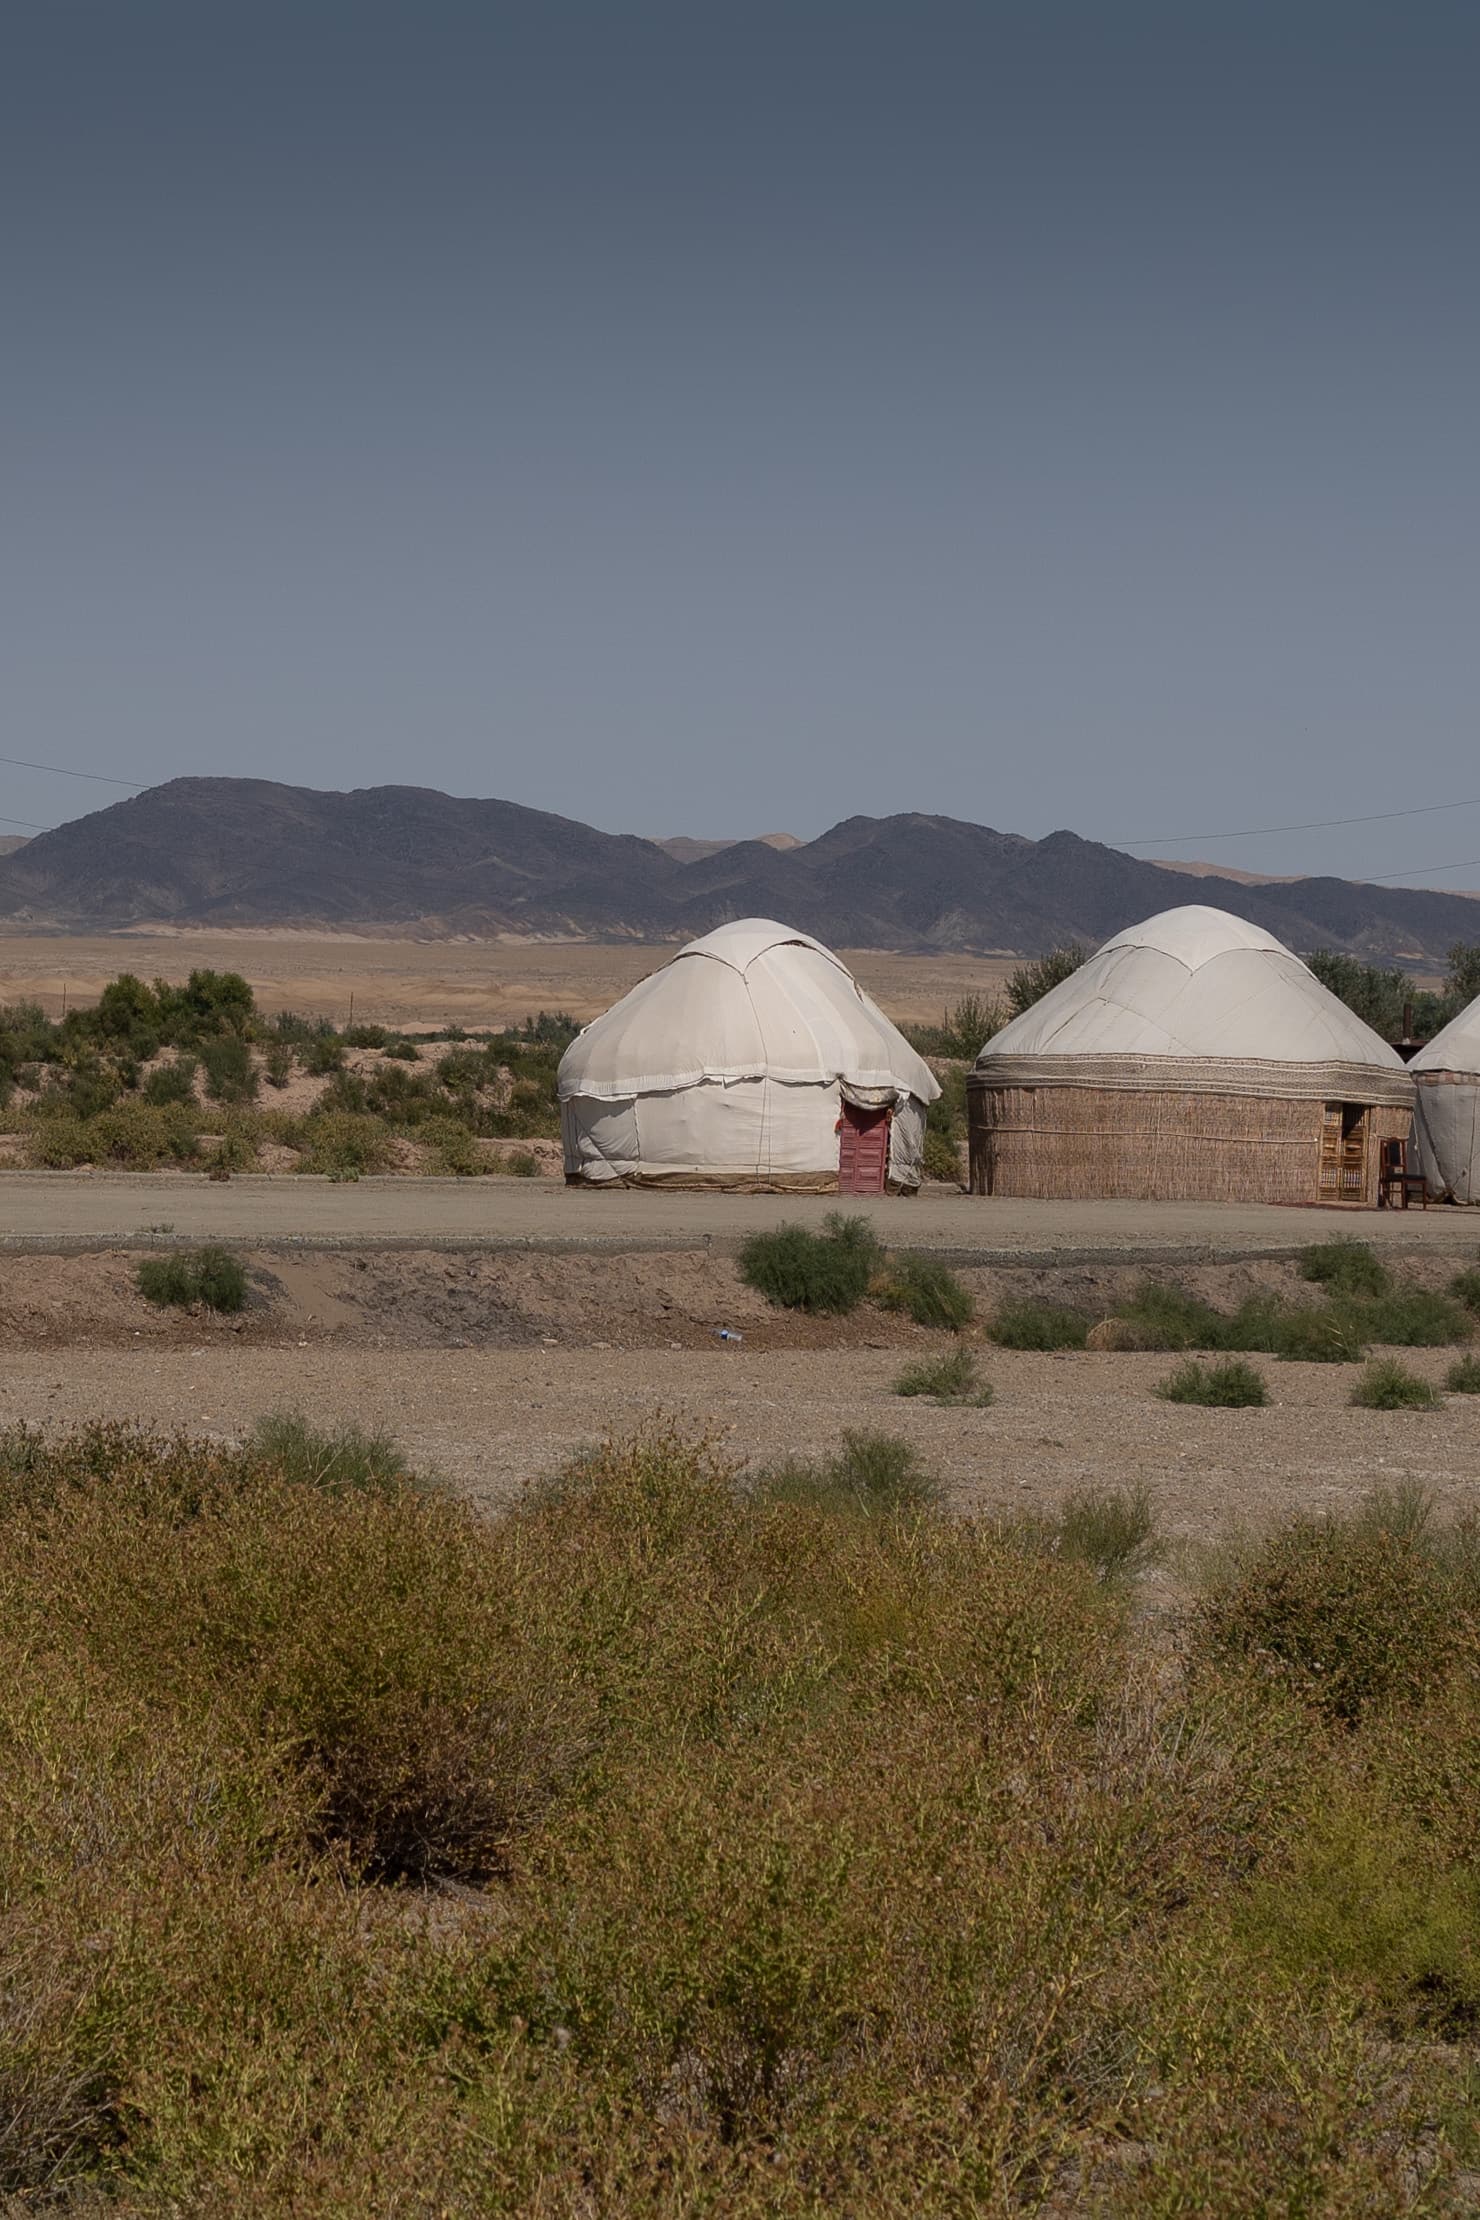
[5,1424,1480,2209]
[1,1428,582,1884]
[293,1110,395,1178]
[1192,1513,1456,1724]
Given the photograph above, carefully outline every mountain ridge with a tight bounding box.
[0,777,1473,963]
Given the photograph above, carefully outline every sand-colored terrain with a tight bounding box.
[0,930,1019,1030]
[1,1239,1477,1557]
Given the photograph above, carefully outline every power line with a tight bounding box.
[0,752,145,788]
[0,815,47,832]
[1117,794,1480,849]
[1366,857,1480,884]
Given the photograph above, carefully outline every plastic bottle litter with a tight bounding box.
[714,1328,744,1345]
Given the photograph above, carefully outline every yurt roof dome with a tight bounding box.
[559,918,940,1105]
[1410,992,1480,1078]
[973,905,1413,1103]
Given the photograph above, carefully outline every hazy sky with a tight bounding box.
[4,2,1479,882]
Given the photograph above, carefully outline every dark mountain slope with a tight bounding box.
[0,779,679,933]
[0,778,1474,961]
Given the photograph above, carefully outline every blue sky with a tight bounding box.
[4,2,1478,884]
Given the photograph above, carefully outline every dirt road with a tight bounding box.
[2,1173,1477,1262]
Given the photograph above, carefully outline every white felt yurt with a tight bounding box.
[1410,996,1480,1203]
[967,905,1415,1205]
[558,918,940,1191]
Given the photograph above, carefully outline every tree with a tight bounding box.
[1444,943,1480,1011]
[1006,945,1088,1018]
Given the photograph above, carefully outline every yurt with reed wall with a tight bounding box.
[1410,993,1480,1203]
[559,918,939,1192]
[968,906,1414,1206]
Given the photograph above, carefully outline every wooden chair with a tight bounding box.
[1378,1139,1428,1209]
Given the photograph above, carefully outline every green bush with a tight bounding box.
[419,1117,486,1175]
[294,1111,395,1179]
[343,1024,389,1049]
[893,1345,991,1404]
[263,1041,294,1088]
[1157,1357,1270,1407]
[877,1253,974,1330]
[136,1247,249,1314]
[248,1412,410,1496]
[988,1299,1088,1350]
[920,1125,962,1183]
[1445,1355,1480,1394]
[143,1053,198,1106]
[905,995,1003,1060]
[1356,1288,1473,1347]
[1115,1281,1227,1350]
[199,1033,259,1104]
[1298,1238,1391,1299]
[210,1113,262,1172]
[1350,1359,1442,1411]
[739,1214,883,1314]
[1225,1295,1369,1363]
[1450,1268,1480,1316]
[21,1111,96,1167]
[1057,1483,1161,1581]
[755,1430,940,1516]
[1011,1483,1161,1583]
[28,1102,200,1171]
[385,1038,422,1061]
[499,1148,540,1177]
[301,1033,347,1076]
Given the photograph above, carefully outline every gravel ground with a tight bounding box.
[3,1340,1476,1565]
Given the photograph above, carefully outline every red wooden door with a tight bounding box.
[837,1102,891,1194]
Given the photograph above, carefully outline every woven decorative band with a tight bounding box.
[968,1054,1416,1108]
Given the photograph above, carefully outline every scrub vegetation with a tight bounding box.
[11,1420,1480,2209]
[1032,1246,1476,1365]
[1156,1356,1271,1407]
[892,1344,992,1404]
[741,1216,973,1331]
[134,1245,250,1314]
[0,970,575,1174]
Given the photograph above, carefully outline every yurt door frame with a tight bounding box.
[1318,1102,1369,1203]
[837,1102,891,1194]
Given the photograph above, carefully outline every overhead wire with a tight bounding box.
[0,752,145,788]
[1115,793,1480,849]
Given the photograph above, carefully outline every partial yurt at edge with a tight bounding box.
[1410,995,1480,1203]
[968,906,1415,1206]
[559,918,940,1191]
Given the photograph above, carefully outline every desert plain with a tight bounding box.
[1,929,1476,1568]
[0,927,1021,1029]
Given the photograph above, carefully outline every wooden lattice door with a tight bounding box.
[1319,1104,1368,1202]
[838,1103,890,1194]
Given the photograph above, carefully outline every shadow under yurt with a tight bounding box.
[558,918,939,1192]
[967,906,1415,1207]
[1410,993,1480,1203]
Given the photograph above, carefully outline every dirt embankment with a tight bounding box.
[0,1244,1467,1356]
